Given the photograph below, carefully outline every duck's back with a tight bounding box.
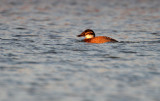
[84,36,118,43]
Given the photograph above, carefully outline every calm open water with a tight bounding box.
[0,0,160,101]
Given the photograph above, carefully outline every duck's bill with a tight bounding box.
[77,34,83,37]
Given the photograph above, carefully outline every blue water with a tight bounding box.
[0,0,160,101]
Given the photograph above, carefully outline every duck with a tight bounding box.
[77,29,118,44]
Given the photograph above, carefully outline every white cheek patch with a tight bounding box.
[85,35,94,39]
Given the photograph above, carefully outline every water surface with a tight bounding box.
[0,0,160,101]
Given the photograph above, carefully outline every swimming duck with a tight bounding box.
[77,29,118,43]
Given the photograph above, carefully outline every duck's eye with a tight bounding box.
[85,32,91,35]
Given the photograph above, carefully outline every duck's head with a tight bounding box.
[77,29,95,39]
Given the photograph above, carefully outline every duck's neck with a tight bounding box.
[85,35,94,39]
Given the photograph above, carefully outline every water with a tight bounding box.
[0,0,160,101]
